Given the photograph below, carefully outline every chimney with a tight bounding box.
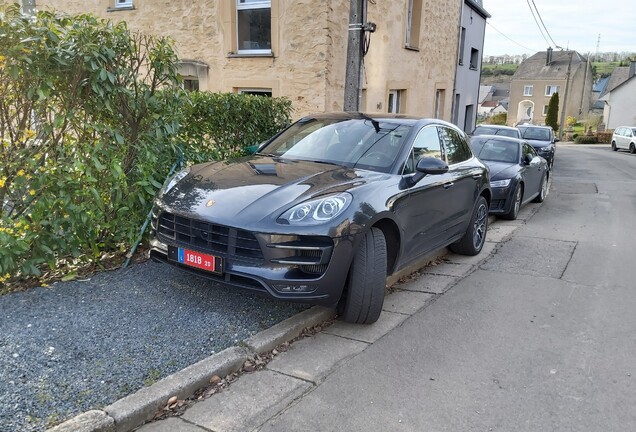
[630,61,636,78]
[546,47,553,65]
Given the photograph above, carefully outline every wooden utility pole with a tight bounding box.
[559,51,573,140]
[344,0,365,112]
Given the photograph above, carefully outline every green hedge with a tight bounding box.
[574,135,598,144]
[0,6,292,290]
[177,92,292,163]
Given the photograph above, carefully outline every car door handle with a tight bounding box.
[443,182,454,189]
[472,174,482,179]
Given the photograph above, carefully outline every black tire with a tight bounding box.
[630,143,636,154]
[611,141,617,151]
[340,227,387,324]
[500,183,522,220]
[533,172,549,203]
[449,196,488,256]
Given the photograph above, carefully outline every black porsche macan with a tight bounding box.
[150,112,491,324]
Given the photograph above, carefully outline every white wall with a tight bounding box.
[603,77,636,129]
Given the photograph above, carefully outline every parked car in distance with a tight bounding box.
[611,126,636,153]
[150,112,491,324]
[470,135,548,220]
[517,124,558,169]
[471,124,522,139]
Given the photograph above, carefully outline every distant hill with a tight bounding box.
[481,59,632,81]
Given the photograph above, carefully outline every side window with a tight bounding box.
[523,143,536,160]
[403,126,444,174]
[439,127,472,165]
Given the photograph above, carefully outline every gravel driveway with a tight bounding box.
[0,261,309,431]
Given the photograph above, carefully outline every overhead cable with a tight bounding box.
[526,0,551,47]
[530,0,560,48]
[486,22,538,54]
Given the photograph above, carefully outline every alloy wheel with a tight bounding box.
[472,202,488,250]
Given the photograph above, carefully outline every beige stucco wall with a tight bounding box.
[36,0,460,120]
[361,0,459,119]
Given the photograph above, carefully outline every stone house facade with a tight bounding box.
[32,0,479,122]
[508,49,593,127]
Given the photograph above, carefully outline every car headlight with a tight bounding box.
[539,145,554,153]
[278,193,352,225]
[157,167,190,198]
[490,179,511,188]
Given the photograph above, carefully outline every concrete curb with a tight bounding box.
[47,306,335,432]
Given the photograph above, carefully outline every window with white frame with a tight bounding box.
[405,0,423,49]
[435,89,446,118]
[20,0,36,14]
[388,90,403,113]
[237,0,271,54]
[115,0,133,8]
[545,85,560,96]
[543,105,549,115]
[523,85,533,96]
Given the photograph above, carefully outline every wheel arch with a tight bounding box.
[371,218,401,275]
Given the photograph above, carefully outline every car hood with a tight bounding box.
[482,160,518,180]
[157,156,385,224]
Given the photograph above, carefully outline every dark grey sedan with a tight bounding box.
[150,113,491,324]
[517,125,558,169]
[470,135,548,220]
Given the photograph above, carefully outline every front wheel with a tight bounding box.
[500,183,522,220]
[449,196,488,256]
[339,227,387,324]
[533,172,549,203]
[611,142,617,151]
[630,143,636,154]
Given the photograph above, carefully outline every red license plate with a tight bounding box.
[174,247,223,274]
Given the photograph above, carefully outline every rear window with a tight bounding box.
[520,127,551,141]
[473,126,519,138]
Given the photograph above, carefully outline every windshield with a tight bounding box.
[473,126,519,138]
[470,138,519,164]
[520,127,551,141]
[259,118,412,172]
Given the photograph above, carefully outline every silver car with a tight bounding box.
[611,126,636,153]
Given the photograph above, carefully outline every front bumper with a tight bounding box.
[488,185,515,215]
[149,209,358,307]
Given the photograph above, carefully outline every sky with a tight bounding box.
[482,0,636,56]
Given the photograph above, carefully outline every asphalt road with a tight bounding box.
[0,260,308,431]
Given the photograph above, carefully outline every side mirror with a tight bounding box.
[401,157,449,188]
[524,153,533,165]
[554,137,560,143]
[416,157,449,175]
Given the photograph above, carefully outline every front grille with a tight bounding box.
[490,199,505,211]
[157,212,263,260]
[300,249,328,275]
